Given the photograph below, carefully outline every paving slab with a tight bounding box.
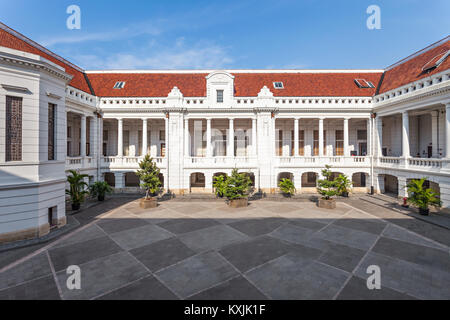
[313,224,379,251]
[228,218,287,237]
[155,251,239,299]
[97,275,178,300]
[129,237,197,272]
[108,224,174,251]
[0,275,60,300]
[179,225,249,252]
[56,251,149,300]
[157,218,220,235]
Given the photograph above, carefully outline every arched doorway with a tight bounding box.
[125,172,140,187]
[384,174,398,196]
[301,172,317,192]
[352,172,367,193]
[104,172,115,187]
[190,172,206,193]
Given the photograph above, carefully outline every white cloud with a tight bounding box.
[40,22,161,47]
[76,41,233,70]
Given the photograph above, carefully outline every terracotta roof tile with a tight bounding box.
[379,38,450,94]
[0,27,92,94]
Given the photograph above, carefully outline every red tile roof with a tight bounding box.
[378,38,450,94]
[0,25,92,94]
[233,73,382,97]
[87,71,382,97]
[87,73,208,97]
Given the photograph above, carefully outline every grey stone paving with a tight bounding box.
[0,200,449,300]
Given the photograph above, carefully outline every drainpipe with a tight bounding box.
[370,113,375,195]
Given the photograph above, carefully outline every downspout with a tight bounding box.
[370,113,375,195]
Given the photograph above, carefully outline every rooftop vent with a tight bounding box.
[422,50,450,73]
[273,82,284,89]
[354,79,375,88]
[113,81,126,89]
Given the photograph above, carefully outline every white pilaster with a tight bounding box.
[228,118,234,157]
[375,116,383,157]
[184,118,190,157]
[294,118,299,156]
[117,118,123,157]
[165,116,169,158]
[252,118,257,157]
[343,118,349,157]
[206,118,212,158]
[80,115,87,157]
[446,104,450,158]
[431,111,439,158]
[367,118,372,156]
[142,118,148,156]
[318,118,324,157]
[402,111,410,158]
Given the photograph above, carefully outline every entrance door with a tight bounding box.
[359,142,367,156]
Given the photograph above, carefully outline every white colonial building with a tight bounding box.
[0,22,449,243]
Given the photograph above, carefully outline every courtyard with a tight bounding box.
[0,198,449,300]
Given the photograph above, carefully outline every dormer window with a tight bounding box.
[216,90,224,103]
[354,79,375,88]
[113,81,126,89]
[273,82,284,89]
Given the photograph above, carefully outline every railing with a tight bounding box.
[276,156,369,166]
[187,156,256,167]
[379,157,400,164]
[65,156,95,170]
[101,156,166,168]
[408,158,444,168]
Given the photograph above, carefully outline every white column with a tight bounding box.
[376,116,383,157]
[117,118,123,157]
[294,118,299,156]
[445,104,450,158]
[252,118,257,157]
[402,111,410,158]
[318,118,324,157]
[343,118,349,156]
[89,116,96,158]
[184,118,190,157]
[142,118,148,156]
[206,118,212,158]
[80,115,87,157]
[431,111,439,158]
[228,118,234,157]
[367,118,372,156]
[165,116,169,158]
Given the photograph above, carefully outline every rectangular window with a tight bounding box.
[6,96,22,162]
[276,130,283,156]
[48,103,56,160]
[67,126,72,138]
[159,130,165,141]
[299,130,304,156]
[103,130,108,141]
[160,143,166,157]
[313,130,326,156]
[216,90,224,103]
[357,130,367,140]
[335,130,344,156]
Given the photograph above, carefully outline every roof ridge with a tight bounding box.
[0,22,85,73]
[385,35,450,71]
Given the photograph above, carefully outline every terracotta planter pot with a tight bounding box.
[228,198,248,208]
[318,198,336,209]
[140,197,157,209]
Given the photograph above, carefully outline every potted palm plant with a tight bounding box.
[336,174,352,197]
[224,169,251,208]
[136,155,162,209]
[213,174,227,198]
[89,181,113,201]
[66,170,89,211]
[279,178,296,197]
[406,178,442,215]
[316,165,338,209]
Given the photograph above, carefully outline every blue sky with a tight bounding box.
[0,0,448,70]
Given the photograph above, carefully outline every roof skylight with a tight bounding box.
[354,79,375,88]
[273,82,284,89]
[113,81,126,89]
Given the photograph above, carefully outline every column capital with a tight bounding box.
[141,117,148,122]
